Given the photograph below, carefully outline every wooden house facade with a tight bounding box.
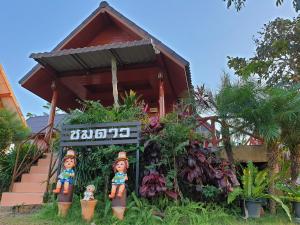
[19,1,192,129]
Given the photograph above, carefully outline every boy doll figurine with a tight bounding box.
[109,152,129,199]
[83,184,96,201]
[53,149,76,194]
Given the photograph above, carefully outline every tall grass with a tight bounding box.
[31,194,239,225]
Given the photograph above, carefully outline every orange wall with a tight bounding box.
[0,65,26,125]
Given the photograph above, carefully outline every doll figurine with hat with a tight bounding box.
[53,149,76,194]
[109,152,129,199]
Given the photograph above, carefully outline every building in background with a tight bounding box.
[0,64,25,124]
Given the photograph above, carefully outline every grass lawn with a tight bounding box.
[0,211,298,225]
[0,200,298,225]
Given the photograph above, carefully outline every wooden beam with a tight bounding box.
[158,73,165,118]
[59,78,91,100]
[71,54,91,73]
[0,93,11,98]
[44,81,58,152]
[58,62,158,77]
[35,58,58,80]
[88,89,156,100]
[59,67,159,86]
[111,57,119,107]
[156,53,176,100]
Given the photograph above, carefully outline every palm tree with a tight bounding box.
[216,81,282,214]
[270,86,300,183]
[194,74,235,164]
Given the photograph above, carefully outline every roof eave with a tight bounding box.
[19,1,192,90]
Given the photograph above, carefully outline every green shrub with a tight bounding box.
[228,161,291,221]
[63,93,147,196]
[34,194,234,225]
[0,143,36,193]
[0,109,29,153]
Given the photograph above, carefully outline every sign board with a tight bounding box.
[59,121,141,194]
[60,121,141,147]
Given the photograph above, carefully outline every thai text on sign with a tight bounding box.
[70,128,130,140]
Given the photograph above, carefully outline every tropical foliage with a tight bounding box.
[228,17,300,86]
[276,181,300,202]
[0,144,36,193]
[64,91,147,195]
[180,143,239,194]
[140,101,239,201]
[228,162,269,203]
[228,162,291,221]
[0,109,29,154]
[224,0,300,12]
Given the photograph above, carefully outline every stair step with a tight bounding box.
[38,158,51,163]
[21,173,48,183]
[30,165,49,174]
[0,153,57,207]
[44,153,56,158]
[12,182,46,193]
[44,152,52,157]
[0,193,44,207]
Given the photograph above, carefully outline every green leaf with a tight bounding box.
[228,187,243,204]
[267,194,292,221]
[254,170,268,187]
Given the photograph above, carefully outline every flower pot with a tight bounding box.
[293,202,300,219]
[245,200,262,218]
[112,207,126,220]
[80,199,98,222]
[57,202,72,217]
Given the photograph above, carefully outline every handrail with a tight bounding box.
[9,123,55,191]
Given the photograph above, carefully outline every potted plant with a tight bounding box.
[276,181,300,221]
[228,162,291,220]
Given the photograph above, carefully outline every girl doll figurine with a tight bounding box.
[53,149,76,194]
[109,152,129,199]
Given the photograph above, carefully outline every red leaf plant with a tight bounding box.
[143,116,164,135]
[139,171,167,198]
[181,144,239,194]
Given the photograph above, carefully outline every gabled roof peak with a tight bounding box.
[100,1,109,8]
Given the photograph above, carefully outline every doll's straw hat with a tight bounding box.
[115,151,128,162]
[64,149,76,160]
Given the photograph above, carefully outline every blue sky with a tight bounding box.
[0,0,297,116]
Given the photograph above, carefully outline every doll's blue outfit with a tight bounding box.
[112,172,127,185]
[58,168,75,184]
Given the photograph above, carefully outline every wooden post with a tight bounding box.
[158,73,165,118]
[211,119,217,148]
[9,144,20,191]
[44,81,58,152]
[111,57,119,108]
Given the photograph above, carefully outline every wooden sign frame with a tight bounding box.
[58,121,142,194]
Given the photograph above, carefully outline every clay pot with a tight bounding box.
[58,202,72,217]
[112,207,126,220]
[80,200,98,222]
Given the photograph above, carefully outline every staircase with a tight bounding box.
[0,153,55,207]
